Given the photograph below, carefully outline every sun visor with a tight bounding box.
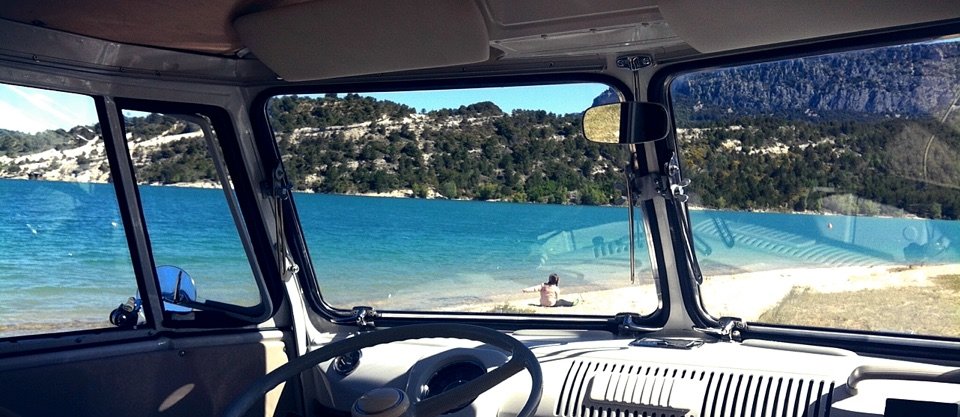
[233,0,490,81]
[659,1,960,53]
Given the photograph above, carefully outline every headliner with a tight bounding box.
[1,1,959,82]
[0,0,308,55]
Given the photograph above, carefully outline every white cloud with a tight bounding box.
[0,85,98,133]
[0,100,58,133]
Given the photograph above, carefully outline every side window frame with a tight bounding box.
[650,24,960,360]
[111,98,280,329]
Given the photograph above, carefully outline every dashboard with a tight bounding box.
[310,330,960,417]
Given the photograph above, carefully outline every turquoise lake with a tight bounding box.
[3,178,959,330]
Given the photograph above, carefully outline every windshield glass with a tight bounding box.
[267,84,659,315]
[672,38,960,337]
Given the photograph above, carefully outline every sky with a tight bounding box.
[0,85,99,133]
[0,82,611,134]
[356,83,610,115]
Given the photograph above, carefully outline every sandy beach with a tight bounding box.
[447,264,960,321]
[444,282,661,316]
[4,263,956,338]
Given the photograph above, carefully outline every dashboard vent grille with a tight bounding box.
[701,372,835,417]
[556,361,836,417]
[556,360,710,417]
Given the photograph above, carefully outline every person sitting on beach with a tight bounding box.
[522,273,560,307]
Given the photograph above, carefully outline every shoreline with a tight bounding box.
[440,263,959,320]
[0,178,942,219]
[3,263,957,338]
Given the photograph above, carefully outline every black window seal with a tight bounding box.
[112,97,282,329]
[648,19,960,350]
[248,73,671,332]
[743,324,960,363]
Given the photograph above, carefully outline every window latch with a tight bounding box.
[263,165,293,200]
[664,152,691,203]
[695,316,745,342]
[331,306,379,330]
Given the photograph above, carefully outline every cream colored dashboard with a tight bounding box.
[309,330,960,417]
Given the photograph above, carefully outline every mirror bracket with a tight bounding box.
[616,54,654,71]
[616,55,653,103]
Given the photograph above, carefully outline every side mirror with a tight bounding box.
[156,265,197,312]
[110,265,198,327]
[582,102,670,144]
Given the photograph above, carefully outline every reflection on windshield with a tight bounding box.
[674,40,960,337]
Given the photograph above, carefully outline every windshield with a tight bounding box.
[267,84,660,316]
[672,38,960,337]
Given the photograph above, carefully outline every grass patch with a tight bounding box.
[932,274,960,292]
[487,303,537,314]
[758,275,960,337]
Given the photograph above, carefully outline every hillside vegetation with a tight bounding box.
[269,94,628,204]
[674,41,960,219]
[2,42,960,217]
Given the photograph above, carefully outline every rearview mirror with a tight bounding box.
[582,102,670,144]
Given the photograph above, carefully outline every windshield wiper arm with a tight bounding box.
[663,152,704,284]
[630,152,704,285]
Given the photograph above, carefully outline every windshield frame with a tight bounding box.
[249,73,673,330]
[651,20,960,358]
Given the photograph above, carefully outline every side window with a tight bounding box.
[672,40,960,337]
[122,111,262,309]
[0,85,138,337]
[267,84,659,316]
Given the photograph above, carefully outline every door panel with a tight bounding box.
[0,330,294,417]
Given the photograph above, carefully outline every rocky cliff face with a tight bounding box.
[672,42,960,124]
[0,121,206,185]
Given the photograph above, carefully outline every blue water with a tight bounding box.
[296,194,643,308]
[3,178,960,331]
[0,179,259,330]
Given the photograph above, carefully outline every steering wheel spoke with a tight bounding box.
[413,356,529,417]
[222,324,542,417]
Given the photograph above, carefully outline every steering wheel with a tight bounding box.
[223,323,543,417]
